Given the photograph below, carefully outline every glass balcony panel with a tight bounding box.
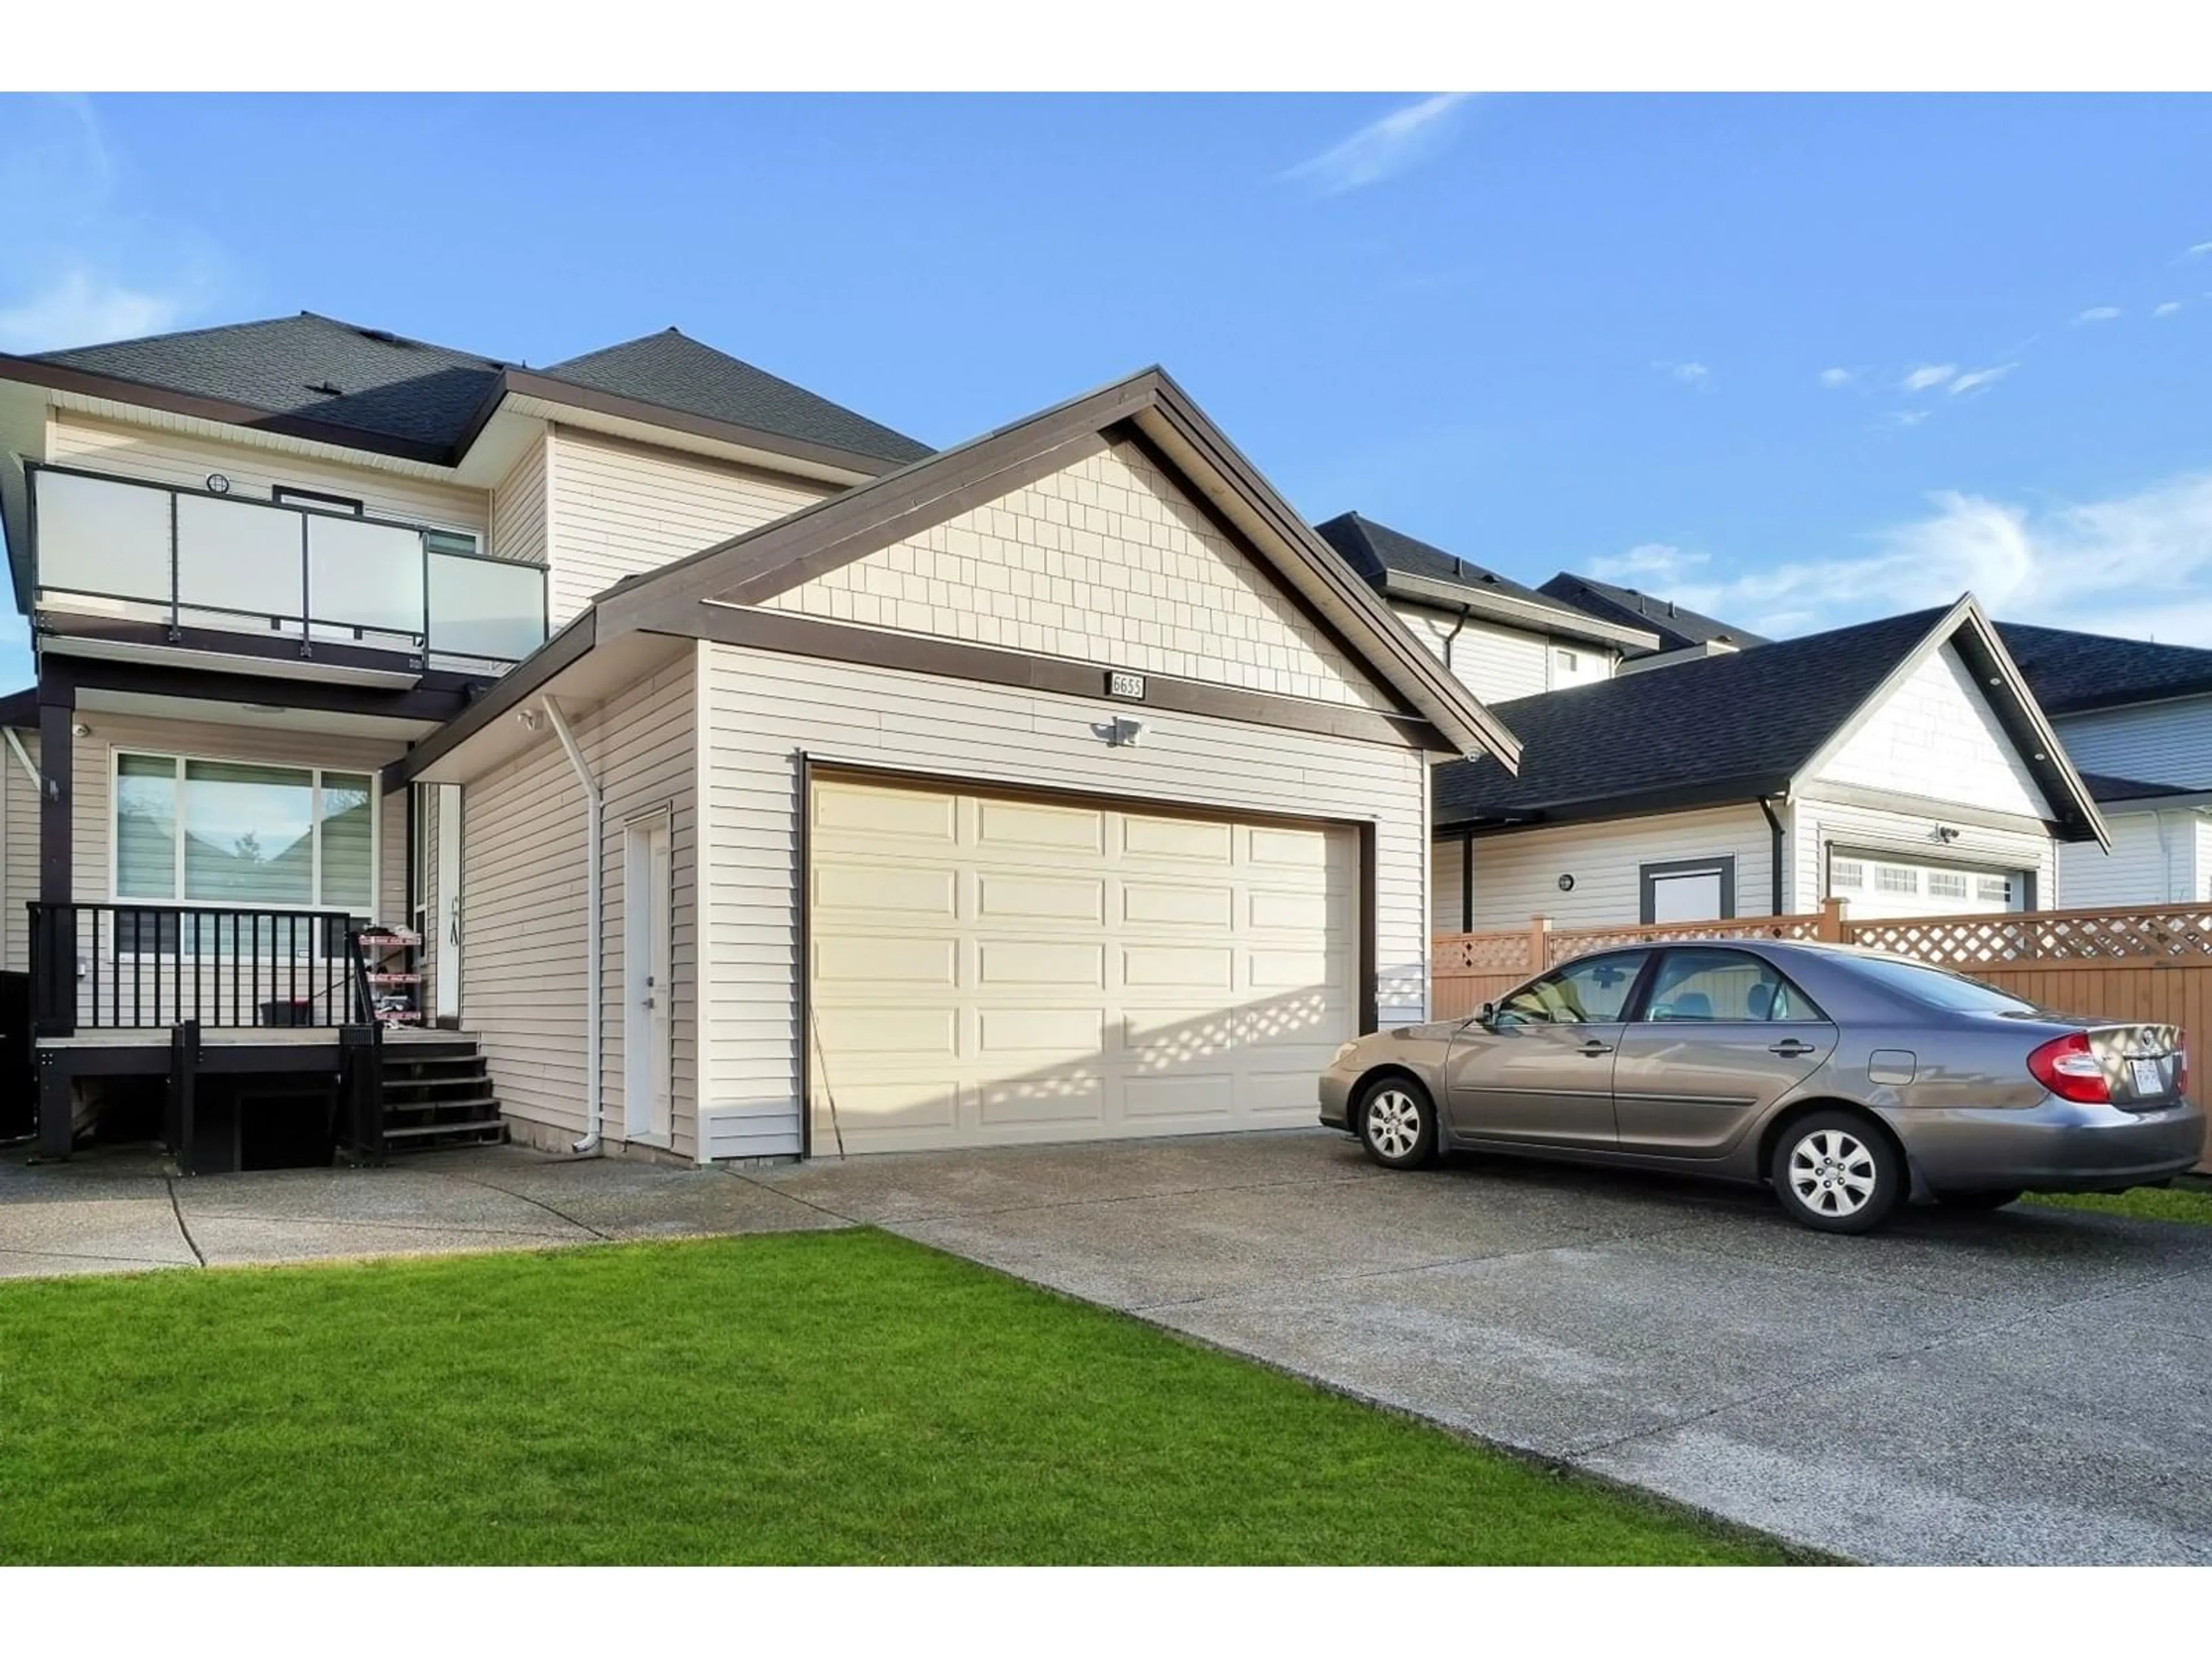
[33,470,173,605]
[307,515,425,639]
[428,552,546,663]
[176,493,306,625]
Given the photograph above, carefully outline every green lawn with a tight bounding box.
[2028,1179,2212,1226]
[0,1229,1787,1565]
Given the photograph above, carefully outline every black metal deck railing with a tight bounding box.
[28,903,378,1037]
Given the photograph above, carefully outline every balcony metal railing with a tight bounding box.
[28,902,378,1036]
[28,462,549,670]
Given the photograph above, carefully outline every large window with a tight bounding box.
[1641,949,1825,1022]
[114,753,375,911]
[1494,950,1652,1026]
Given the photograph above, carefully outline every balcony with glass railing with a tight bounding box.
[29,463,548,675]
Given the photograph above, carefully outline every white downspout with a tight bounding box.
[4,728,38,789]
[543,696,604,1154]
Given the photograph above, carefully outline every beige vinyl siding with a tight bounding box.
[2051,696,2212,790]
[546,427,834,626]
[2,730,38,972]
[1389,602,1551,705]
[1812,643,2052,820]
[460,660,698,1157]
[2057,808,2212,907]
[762,440,1396,712]
[487,436,550,566]
[1459,806,1777,931]
[46,411,486,537]
[1788,793,2056,915]
[698,640,1430,1161]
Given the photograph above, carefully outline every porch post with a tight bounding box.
[35,676,76,1052]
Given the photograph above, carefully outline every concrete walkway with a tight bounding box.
[0,1143,842,1276]
[751,1131,2212,1567]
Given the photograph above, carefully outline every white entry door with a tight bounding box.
[434,783,463,1022]
[624,816,673,1142]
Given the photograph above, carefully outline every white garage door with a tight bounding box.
[1830,851,2024,920]
[807,774,1361,1155]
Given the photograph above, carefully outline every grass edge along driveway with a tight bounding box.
[0,1228,1793,1566]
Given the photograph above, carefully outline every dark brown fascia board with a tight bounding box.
[1948,599,2111,849]
[380,608,597,790]
[37,612,438,680]
[1130,374,1521,769]
[1377,570,1663,653]
[38,651,477,726]
[1438,774,1795,836]
[671,606,1445,753]
[0,353,452,465]
[597,372,1169,635]
[461,368,917,482]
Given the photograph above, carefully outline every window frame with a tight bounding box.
[1491,948,1658,1028]
[1635,946,1830,1025]
[1638,855,1737,925]
[272,484,365,516]
[108,747,380,918]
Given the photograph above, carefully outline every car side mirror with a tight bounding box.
[1476,1001,1497,1027]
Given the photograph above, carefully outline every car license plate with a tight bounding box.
[2130,1056,2166,1097]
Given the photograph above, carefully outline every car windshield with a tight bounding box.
[1846,954,2039,1014]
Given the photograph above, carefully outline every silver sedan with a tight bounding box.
[1319,940,2206,1233]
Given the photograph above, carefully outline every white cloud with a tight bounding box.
[1885,409,1931,427]
[2184,241,2212,261]
[1900,363,1956,393]
[0,268,186,353]
[2155,300,2185,318]
[1617,469,2212,646]
[1590,543,1710,584]
[1948,363,2017,396]
[2074,305,2123,323]
[1817,368,1854,388]
[1656,360,1710,386]
[1281,93,1474,195]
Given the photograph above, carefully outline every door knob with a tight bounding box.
[1578,1040,1613,1056]
[1770,1039,1816,1057]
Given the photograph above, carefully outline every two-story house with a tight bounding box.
[1996,622,2212,904]
[1,320,1514,1171]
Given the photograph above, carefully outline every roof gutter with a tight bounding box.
[1380,569,1662,653]
[541,695,604,1156]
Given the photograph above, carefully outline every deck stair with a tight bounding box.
[377,1039,506,1152]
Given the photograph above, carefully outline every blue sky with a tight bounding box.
[4,92,2210,690]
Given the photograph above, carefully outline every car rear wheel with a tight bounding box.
[1771,1111,1900,1234]
[1938,1189,2025,1211]
[1359,1077,1437,1171]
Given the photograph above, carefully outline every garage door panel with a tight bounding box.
[813,1006,959,1058]
[978,940,1106,987]
[1123,881,1234,929]
[1124,1073,1238,1121]
[1122,815,1233,863]
[977,797,1105,855]
[809,775,1359,1154]
[978,872,1105,923]
[814,861,957,919]
[813,934,959,989]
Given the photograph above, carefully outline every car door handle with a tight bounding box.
[1769,1039,1818,1057]
[1577,1040,1614,1057]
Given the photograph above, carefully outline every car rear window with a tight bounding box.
[1847,955,2039,1014]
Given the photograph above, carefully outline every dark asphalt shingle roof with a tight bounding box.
[1435,607,1949,825]
[32,313,506,450]
[28,312,927,467]
[1994,621,2212,717]
[1312,512,1569,614]
[2078,771,2203,805]
[1538,571,1770,657]
[543,329,929,465]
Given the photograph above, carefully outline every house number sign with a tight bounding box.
[1106,671,1146,700]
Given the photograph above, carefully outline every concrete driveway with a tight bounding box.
[753,1130,2212,1566]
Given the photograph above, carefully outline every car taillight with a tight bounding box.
[2027,1031,2110,1104]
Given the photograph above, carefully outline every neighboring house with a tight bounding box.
[1431,598,2109,933]
[1537,570,1771,672]
[0,323,1514,1168]
[1995,622,2212,906]
[1312,513,1658,702]
[0,312,932,1166]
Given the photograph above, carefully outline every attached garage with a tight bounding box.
[807,772,1361,1154]
[1825,847,2026,920]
